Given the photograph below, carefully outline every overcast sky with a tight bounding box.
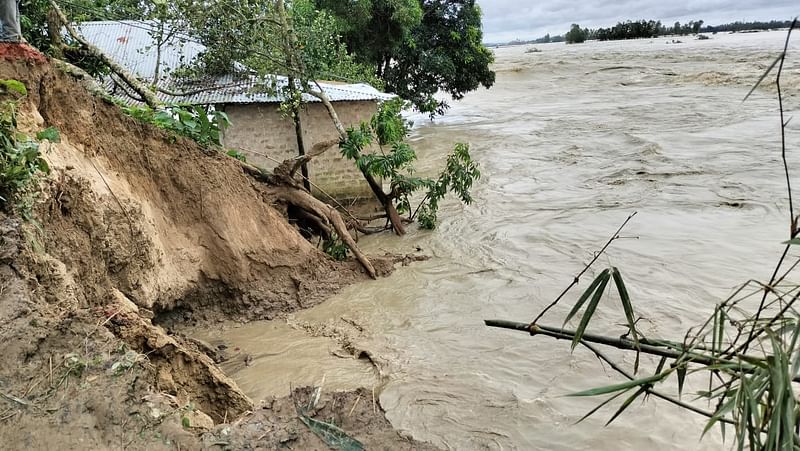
[477,0,799,43]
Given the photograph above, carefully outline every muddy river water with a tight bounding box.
[194,31,800,449]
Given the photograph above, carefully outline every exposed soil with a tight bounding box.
[0,46,433,449]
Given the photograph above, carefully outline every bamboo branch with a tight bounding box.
[737,18,799,357]
[579,342,735,426]
[531,212,637,325]
[484,320,800,382]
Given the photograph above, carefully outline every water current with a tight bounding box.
[194,31,800,450]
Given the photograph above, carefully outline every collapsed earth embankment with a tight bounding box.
[0,46,430,450]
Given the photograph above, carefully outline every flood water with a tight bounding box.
[195,31,800,450]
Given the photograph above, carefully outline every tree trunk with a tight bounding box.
[288,76,311,190]
[46,7,63,58]
[307,86,406,236]
[275,0,405,236]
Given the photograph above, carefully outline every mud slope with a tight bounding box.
[0,48,417,450]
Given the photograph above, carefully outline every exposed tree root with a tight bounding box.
[271,186,377,279]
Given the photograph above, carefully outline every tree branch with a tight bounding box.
[51,0,161,109]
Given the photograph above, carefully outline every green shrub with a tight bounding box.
[340,98,480,229]
[122,104,231,147]
[0,80,54,218]
[226,149,247,162]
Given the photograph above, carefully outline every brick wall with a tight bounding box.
[221,101,379,200]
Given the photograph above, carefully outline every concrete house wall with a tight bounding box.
[222,101,379,200]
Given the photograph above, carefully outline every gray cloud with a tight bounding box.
[477,0,798,43]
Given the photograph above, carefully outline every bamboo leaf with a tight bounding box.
[677,365,687,398]
[568,373,665,397]
[612,267,640,372]
[702,395,737,437]
[574,390,626,424]
[605,387,647,426]
[789,316,800,377]
[654,356,667,374]
[571,270,612,350]
[564,269,611,327]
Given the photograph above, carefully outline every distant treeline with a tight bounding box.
[564,18,795,44]
[508,19,796,46]
[702,19,795,33]
[565,20,704,43]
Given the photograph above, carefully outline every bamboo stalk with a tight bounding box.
[484,319,800,383]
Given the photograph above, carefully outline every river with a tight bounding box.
[194,31,800,450]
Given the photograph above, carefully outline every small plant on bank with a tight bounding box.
[226,149,247,162]
[121,104,231,147]
[340,98,481,230]
[323,233,349,261]
[0,79,55,219]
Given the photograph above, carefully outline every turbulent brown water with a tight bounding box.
[195,31,800,450]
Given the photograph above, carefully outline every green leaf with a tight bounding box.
[611,267,640,371]
[568,373,665,397]
[783,238,800,245]
[676,365,687,398]
[605,387,647,426]
[702,395,737,437]
[571,270,612,350]
[563,269,610,326]
[37,158,50,174]
[36,127,61,143]
[574,390,627,424]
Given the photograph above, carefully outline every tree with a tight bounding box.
[565,24,587,43]
[312,0,421,78]
[316,0,495,115]
[383,0,495,115]
[21,0,147,53]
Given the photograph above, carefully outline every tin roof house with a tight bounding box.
[77,20,393,200]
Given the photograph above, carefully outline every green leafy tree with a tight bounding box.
[565,23,587,43]
[312,0,422,77]
[385,0,495,116]
[316,0,495,115]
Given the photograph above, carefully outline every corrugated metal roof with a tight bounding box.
[77,20,393,105]
[77,21,204,81]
